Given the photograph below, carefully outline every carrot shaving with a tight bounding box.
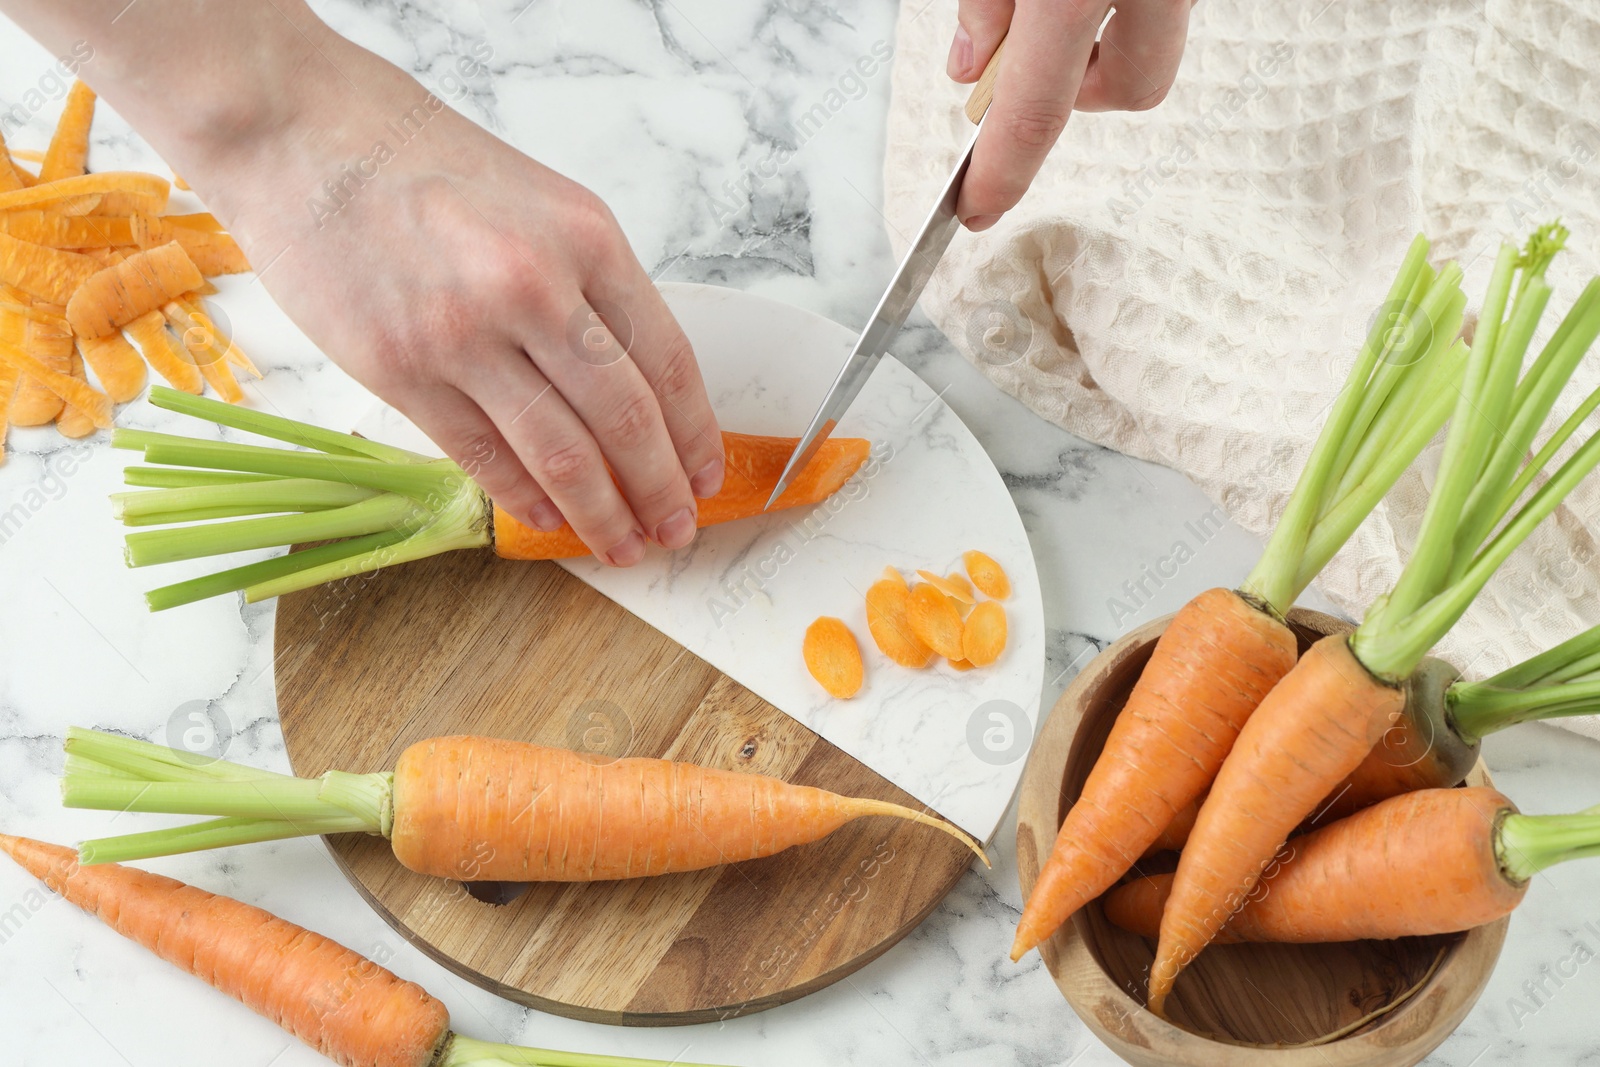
[0,337,113,428]
[56,346,97,438]
[38,81,95,183]
[0,172,169,214]
[0,210,132,248]
[66,241,204,338]
[7,306,70,425]
[0,231,100,303]
[804,616,864,699]
[0,130,25,193]
[170,297,259,377]
[79,332,148,404]
[125,311,201,394]
[133,216,249,274]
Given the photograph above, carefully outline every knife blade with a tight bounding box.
[763,41,1006,510]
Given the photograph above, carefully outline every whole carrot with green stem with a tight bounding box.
[60,729,987,876]
[0,833,736,1067]
[1010,234,1471,960]
[1148,224,1600,1014]
[109,387,870,609]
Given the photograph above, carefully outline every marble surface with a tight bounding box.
[2,3,1599,1065]
[358,282,1045,841]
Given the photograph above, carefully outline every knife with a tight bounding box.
[764,40,1007,510]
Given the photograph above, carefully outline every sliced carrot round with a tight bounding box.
[964,550,1011,600]
[907,583,964,660]
[881,565,908,589]
[962,600,1007,667]
[804,616,864,699]
[866,578,933,668]
[916,569,975,605]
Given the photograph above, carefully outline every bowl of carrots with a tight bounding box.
[1016,608,1507,1067]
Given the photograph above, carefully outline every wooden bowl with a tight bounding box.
[1016,607,1507,1066]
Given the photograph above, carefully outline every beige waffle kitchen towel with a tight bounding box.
[884,0,1600,728]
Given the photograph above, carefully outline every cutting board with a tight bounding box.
[275,284,1042,1023]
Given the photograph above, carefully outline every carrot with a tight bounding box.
[492,431,869,561]
[126,309,202,393]
[1143,790,1204,857]
[865,572,934,668]
[0,231,100,303]
[67,240,205,338]
[55,345,97,438]
[37,80,95,182]
[0,129,28,192]
[6,307,72,425]
[79,331,148,403]
[166,295,260,378]
[0,349,16,462]
[133,215,250,274]
[907,582,964,660]
[1148,226,1600,1013]
[916,569,975,604]
[1104,787,1554,951]
[62,729,988,877]
[0,835,724,1067]
[0,335,113,429]
[963,550,1010,599]
[0,171,168,213]
[164,211,225,232]
[961,600,1007,667]
[804,616,864,698]
[0,210,133,247]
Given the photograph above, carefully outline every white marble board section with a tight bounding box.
[355,282,1043,840]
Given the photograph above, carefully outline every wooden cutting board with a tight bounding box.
[274,548,978,1025]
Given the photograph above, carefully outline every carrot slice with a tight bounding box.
[962,600,1007,667]
[881,565,908,588]
[0,232,99,304]
[947,657,976,672]
[0,338,112,428]
[125,310,201,393]
[916,569,975,605]
[0,172,168,213]
[865,577,934,668]
[907,582,964,660]
[0,211,132,248]
[79,332,147,404]
[67,241,205,338]
[38,81,95,183]
[55,347,97,438]
[493,433,870,560]
[804,616,864,699]
[964,550,1011,599]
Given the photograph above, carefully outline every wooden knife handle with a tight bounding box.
[963,37,1007,124]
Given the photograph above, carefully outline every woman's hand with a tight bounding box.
[948,0,1194,230]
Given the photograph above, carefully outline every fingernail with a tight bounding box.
[654,506,697,550]
[528,500,565,532]
[690,457,725,499]
[947,25,974,79]
[603,529,646,567]
[965,213,1001,232]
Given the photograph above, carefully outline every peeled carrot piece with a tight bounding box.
[126,310,202,393]
[0,336,112,428]
[7,308,70,425]
[55,347,97,438]
[964,550,1011,599]
[494,432,870,560]
[164,212,224,232]
[804,616,864,699]
[0,211,132,248]
[133,217,250,275]
[0,232,99,304]
[167,297,259,377]
[38,81,95,183]
[865,576,934,668]
[916,569,975,605]
[962,600,1007,667]
[79,332,147,403]
[0,172,168,214]
[67,241,204,338]
[907,582,964,660]
[0,130,26,193]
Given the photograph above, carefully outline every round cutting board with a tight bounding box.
[275,285,1042,1024]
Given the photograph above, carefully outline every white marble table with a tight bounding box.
[1,3,1597,1064]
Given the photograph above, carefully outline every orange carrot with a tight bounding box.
[0,350,16,461]
[1011,588,1297,961]
[0,210,133,248]
[0,834,452,1067]
[916,569,975,604]
[37,80,95,182]
[963,550,1010,599]
[0,334,113,429]
[962,600,1007,667]
[493,432,869,560]
[0,129,27,192]
[0,172,168,213]
[0,231,100,304]
[166,296,260,377]
[1143,791,1204,857]
[804,616,864,698]
[55,346,97,438]
[126,310,202,393]
[907,582,964,660]
[67,241,205,338]
[133,215,250,274]
[164,211,225,232]
[79,331,148,403]
[1105,788,1526,950]
[6,306,72,425]
[64,729,988,877]
[1146,635,1404,1012]
[865,572,934,668]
